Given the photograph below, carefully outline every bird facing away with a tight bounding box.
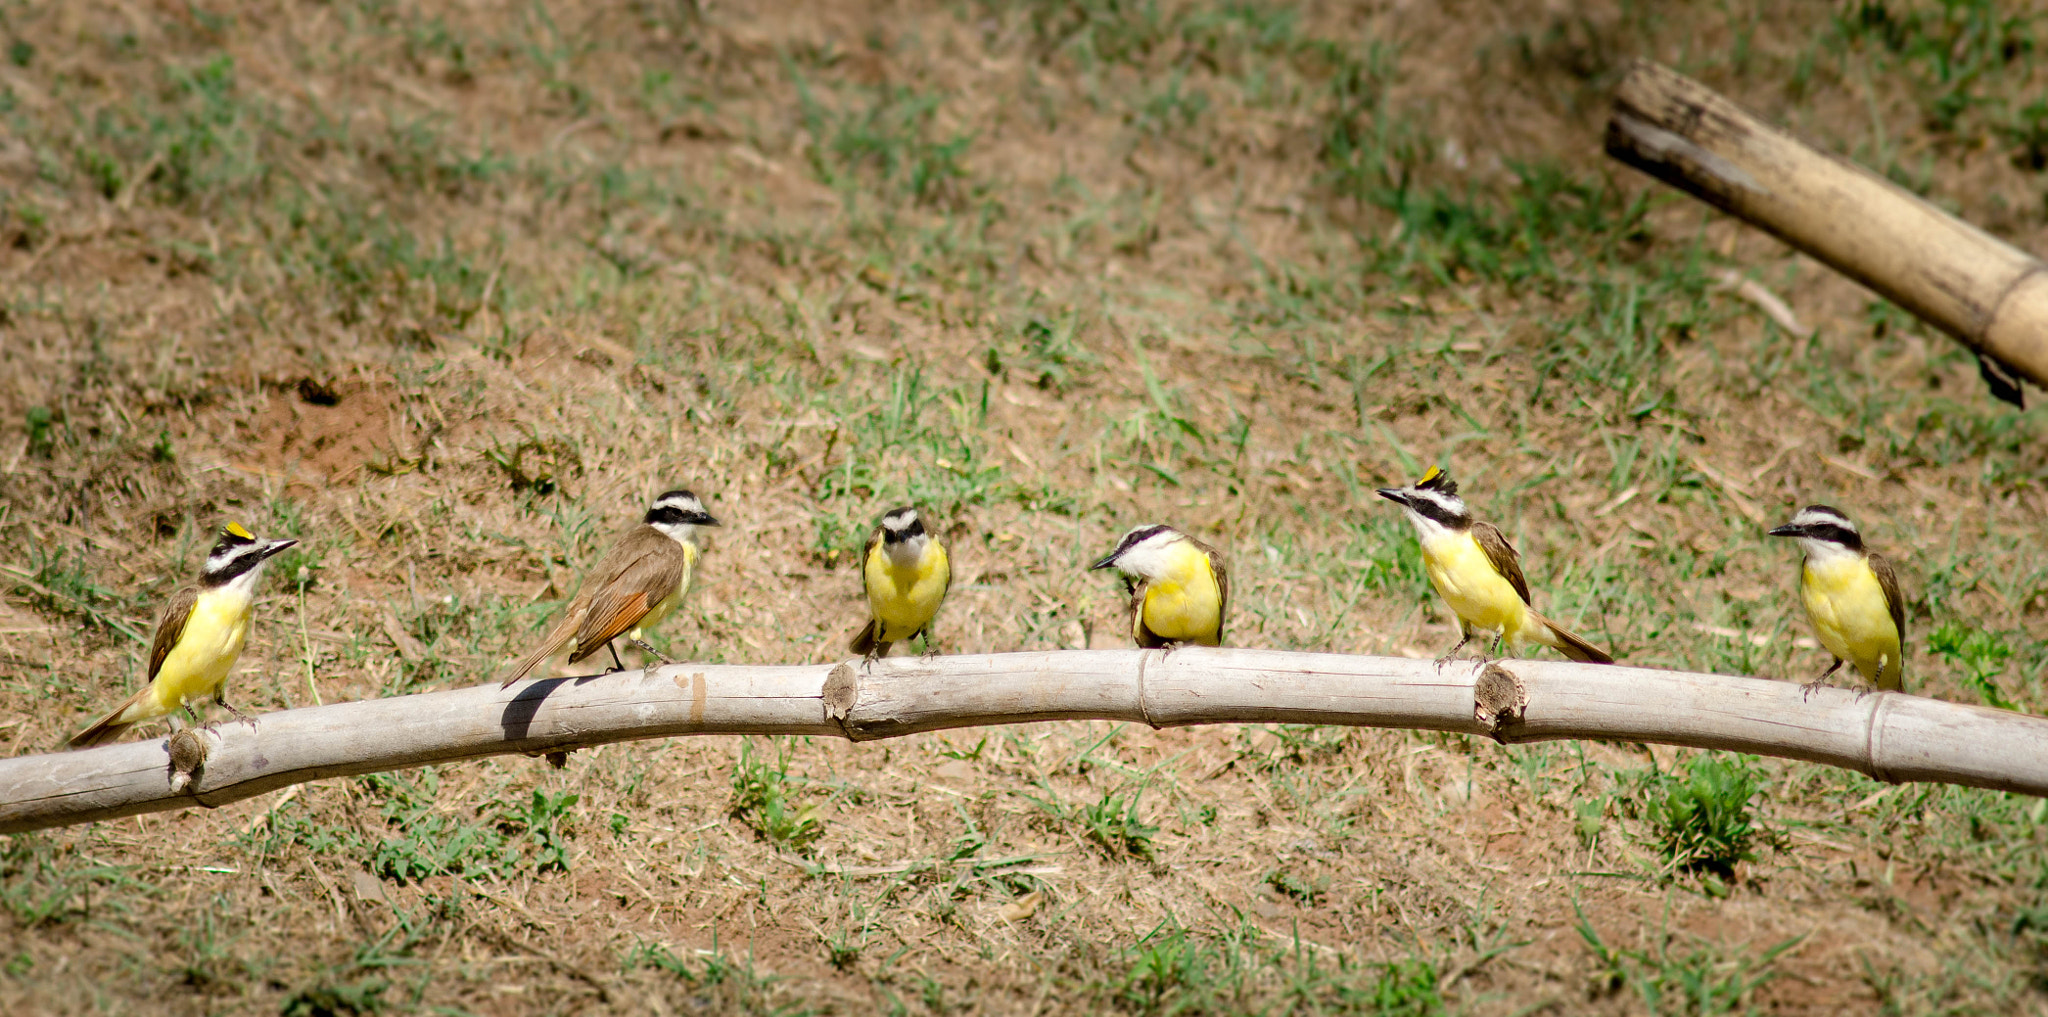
[501,489,719,687]
[1769,505,1905,693]
[848,506,951,662]
[70,523,299,749]
[1090,525,1229,648]
[1377,467,1613,665]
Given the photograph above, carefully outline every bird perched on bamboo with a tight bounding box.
[1768,505,1905,694]
[1090,524,1229,648]
[1377,467,1612,665]
[501,489,719,686]
[70,522,299,749]
[848,506,951,663]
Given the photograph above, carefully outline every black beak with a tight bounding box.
[1376,488,1407,505]
[261,538,299,559]
[1767,524,1802,538]
[697,513,722,527]
[1089,551,1119,571]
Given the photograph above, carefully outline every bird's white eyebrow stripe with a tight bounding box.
[1400,488,1466,526]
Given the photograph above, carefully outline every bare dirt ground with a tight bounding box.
[4,0,2048,1013]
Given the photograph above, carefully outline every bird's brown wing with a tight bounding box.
[72,586,198,746]
[1471,522,1532,605]
[1869,550,1907,659]
[501,600,588,687]
[1188,534,1230,646]
[567,529,689,661]
[848,525,887,652]
[917,537,953,642]
[566,591,651,662]
[870,525,888,588]
[858,524,884,605]
[147,586,199,683]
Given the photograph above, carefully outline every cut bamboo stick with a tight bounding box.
[1606,59,2048,392]
[4,649,2045,834]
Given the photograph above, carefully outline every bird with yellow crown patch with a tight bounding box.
[1377,467,1612,666]
[1090,524,1230,648]
[70,522,299,748]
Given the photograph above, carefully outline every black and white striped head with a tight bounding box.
[645,489,719,543]
[876,506,933,563]
[878,506,927,545]
[1769,505,1863,558]
[1089,524,1189,580]
[1376,466,1473,536]
[200,522,298,589]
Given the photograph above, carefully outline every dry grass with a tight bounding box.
[4,0,2048,1012]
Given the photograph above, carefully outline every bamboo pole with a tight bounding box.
[1605,59,2048,395]
[3,649,2045,834]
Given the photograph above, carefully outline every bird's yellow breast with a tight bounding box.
[1138,541,1221,645]
[149,586,256,715]
[1419,529,1532,642]
[628,542,699,640]
[1800,555,1902,688]
[866,539,949,642]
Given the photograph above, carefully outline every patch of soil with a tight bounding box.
[243,375,399,483]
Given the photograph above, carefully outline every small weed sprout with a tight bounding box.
[730,739,823,854]
[351,771,581,884]
[1641,754,1767,887]
[1078,790,1158,862]
[1263,868,1328,906]
[1928,621,2015,709]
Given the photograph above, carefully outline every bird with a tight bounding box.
[501,489,719,687]
[1768,505,1905,693]
[1089,524,1229,648]
[1377,466,1612,665]
[70,522,299,748]
[848,506,951,663]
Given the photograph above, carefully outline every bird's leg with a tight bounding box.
[216,691,257,732]
[1800,657,1846,701]
[861,641,890,674]
[632,638,675,666]
[918,629,940,660]
[606,641,626,673]
[1434,631,1474,671]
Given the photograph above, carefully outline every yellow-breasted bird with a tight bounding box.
[849,506,951,662]
[70,523,299,748]
[1090,525,1229,648]
[502,489,719,686]
[1377,467,1612,665]
[1768,504,1905,693]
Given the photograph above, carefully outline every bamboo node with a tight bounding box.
[167,729,210,794]
[1473,663,1527,744]
[823,663,858,723]
[1136,650,1158,729]
[1865,691,1900,786]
